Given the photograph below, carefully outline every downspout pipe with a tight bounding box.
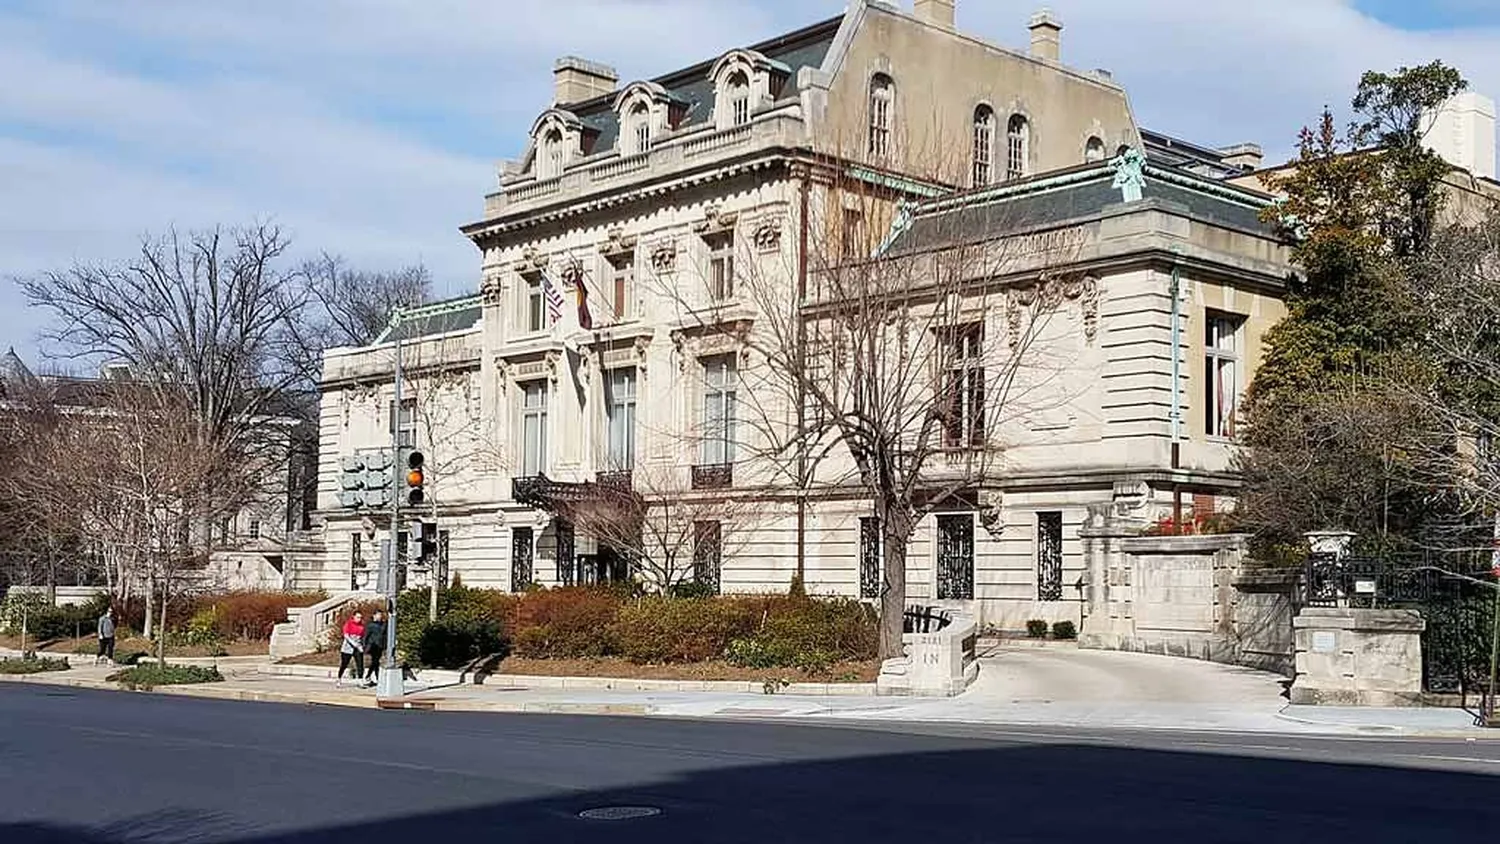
[1169,248,1184,533]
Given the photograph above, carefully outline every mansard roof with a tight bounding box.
[374,295,483,344]
[565,15,842,155]
[883,156,1280,257]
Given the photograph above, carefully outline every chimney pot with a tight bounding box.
[914,0,956,30]
[1028,8,1062,62]
[1219,142,1264,172]
[553,56,619,107]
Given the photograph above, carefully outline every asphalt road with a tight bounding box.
[3,684,1500,843]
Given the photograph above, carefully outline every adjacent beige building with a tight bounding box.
[299,0,1297,629]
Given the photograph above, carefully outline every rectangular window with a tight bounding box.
[693,520,723,594]
[732,95,750,127]
[841,208,865,259]
[634,122,651,154]
[859,516,882,600]
[936,514,974,600]
[701,356,738,466]
[707,233,735,301]
[1037,511,1063,601]
[524,276,545,333]
[248,520,262,540]
[520,380,548,477]
[606,367,638,470]
[973,123,993,187]
[511,527,534,591]
[611,255,635,319]
[1205,314,1242,438]
[941,325,985,448]
[351,533,363,566]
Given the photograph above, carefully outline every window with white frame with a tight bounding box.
[868,74,894,160]
[701,355,738,466]
[941,325,985,448]
[706,232,735,301]
[522,275,545,333]
[1205,313,1242,439]
[972,105,995,187]
[539,128,566,178]
[628,103,651,154]
[727,71,751,127]
[610,253,635,319]
[1006,114,1029,180]
[520,380,548,477]
[606,367,637,470]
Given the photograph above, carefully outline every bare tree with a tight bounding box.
[649,161,1076,657]
[286,254,432,391]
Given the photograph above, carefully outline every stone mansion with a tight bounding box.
[294,0,1302,629]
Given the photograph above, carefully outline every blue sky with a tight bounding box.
[2,0,1498,361]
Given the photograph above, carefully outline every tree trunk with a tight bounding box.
[143,573,155,640]
[878,515,911,660]
[157,584,168,665]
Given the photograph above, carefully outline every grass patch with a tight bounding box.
[107,663,223,691]
[0,655,71,674]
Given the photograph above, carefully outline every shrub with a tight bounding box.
[613,596,758,663]
[507,588,620,659]
[206,591,326,641]
[667,580,718,600]
[414,618,506,669]
[0,655,70,674]
[1025,619,1049,639]
[2,593,111,643]
[723,596,878,672]
[108,664,223,690]
[1051,620,1077,640]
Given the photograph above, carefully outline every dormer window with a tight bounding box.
[529,110,588,179]
[541,129,565,178]
[727,71,750,127]
[1085,136,1106,163]
[629,102,651,154]
[868,74,894,161]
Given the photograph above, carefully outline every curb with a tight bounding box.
[263,663,877,696]
[1273,707,1486,738]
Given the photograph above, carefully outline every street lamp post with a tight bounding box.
[377,326,406,700]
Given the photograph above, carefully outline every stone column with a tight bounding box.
[1290,607,1426,706]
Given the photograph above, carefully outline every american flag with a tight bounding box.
[541,271,564,324]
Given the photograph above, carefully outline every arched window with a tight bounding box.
[629,102,651,154]
[540,128,565,178]
[868,74,894,160]
[972,106,995,187]
[726,71,751,127]
[1084,136,1106,163]
[1005,114,1029,180]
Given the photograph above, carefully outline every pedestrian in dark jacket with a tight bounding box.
[363,611,388,688]
[95,608,116,666]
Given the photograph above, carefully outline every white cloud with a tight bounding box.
[2,0,1497,357]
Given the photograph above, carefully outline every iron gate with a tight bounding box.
[1303,551,1495,697]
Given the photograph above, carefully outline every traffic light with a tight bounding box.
[405,450,425,507]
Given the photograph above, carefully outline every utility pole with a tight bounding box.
[377,322,406,700]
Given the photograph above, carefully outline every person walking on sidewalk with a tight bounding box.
[336,612,365,687]
[362,610,388,688]
[95,607,116,666]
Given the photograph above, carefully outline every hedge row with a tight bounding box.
[381,583,879,672]
[1,590,326,644]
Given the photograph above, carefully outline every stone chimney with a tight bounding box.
[1028,9,1062,62]
[914,0,956,30]
[1219,142,1264,172]
[553,56,618,107]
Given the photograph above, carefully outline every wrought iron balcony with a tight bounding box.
[691,463,733,490]
[596,469,634,490]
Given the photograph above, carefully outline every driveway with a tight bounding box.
[973,645,1288,707]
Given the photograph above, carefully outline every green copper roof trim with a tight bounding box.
[843,166,950,198]
[372,295,483,344]
[1141,163,1274,210]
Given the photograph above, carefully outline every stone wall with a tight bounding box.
[1079,513,1297,675]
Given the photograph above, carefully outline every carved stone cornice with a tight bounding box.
[600,227,638,260]
[692,204,739,236]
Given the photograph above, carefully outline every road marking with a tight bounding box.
[1405,754,1500,765]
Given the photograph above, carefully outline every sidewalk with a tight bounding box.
[2,648,1490,737]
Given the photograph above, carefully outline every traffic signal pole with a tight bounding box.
[377,328,406,700]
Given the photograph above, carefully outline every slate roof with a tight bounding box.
[375,295,483,344]
[884,162,1278,257]
[565,15,843,156]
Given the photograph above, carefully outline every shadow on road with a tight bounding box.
[4,734,1497,843]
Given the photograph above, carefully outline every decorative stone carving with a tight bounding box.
[692,204,739,235]
[1109,146,1147,203]
[481,275,505,306]
[495,357,510,389]
[1111,479,1150,517]
[670,331,687,373]
[1006,294,1023,350]
[977,491,1006,539]
[633,336,651,370]
[600,227,638,259]
[543,350,561,384]
[1081,275,1101,343]
[650,241,677,274]
[752,220,782,252]
[520,246,549,272]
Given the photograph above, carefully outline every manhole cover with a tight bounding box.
[577,806,662,821]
